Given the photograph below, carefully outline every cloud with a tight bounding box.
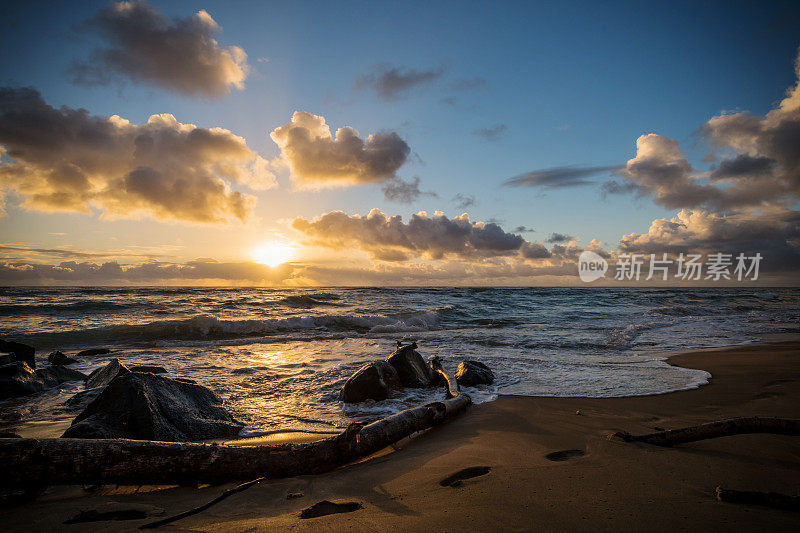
[299,260,579,286]
[270,111,410,188]
[513,225,536,233]
[473,124,508,141]
[605,47,800,212]
[0,258,295,285]
[520,241,551,259]
[68,1,249,97]
[354,64,444,101]
[0,244,172,260]
[292,208,551,262]
[618,208,800,272]
[504,165,621,188]
[449,76,487,91]
[611,134,712,209]
[0,87,273,224]
[381,176,437,203]
[546,233,575,243]
[452,193,476,210]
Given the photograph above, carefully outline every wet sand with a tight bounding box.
[3,342,799,531]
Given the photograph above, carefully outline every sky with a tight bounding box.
[0,0,798,285]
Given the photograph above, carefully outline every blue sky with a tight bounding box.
[0,0,798,284]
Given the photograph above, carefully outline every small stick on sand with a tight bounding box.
[139,477,265,529]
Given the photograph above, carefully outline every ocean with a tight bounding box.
[1,287,798,437]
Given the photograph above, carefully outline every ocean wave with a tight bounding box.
[304,292,342,301]
[653,306,697,316]
[606,323,649,348]
[29,311,442,345]
[278,295,344,308]
[0,300,133,315]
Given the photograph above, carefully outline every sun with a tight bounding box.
[252,242,295,267]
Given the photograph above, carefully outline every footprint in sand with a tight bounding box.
[439,466,492,487]
[299,500,363,519]
[545,449,585,461]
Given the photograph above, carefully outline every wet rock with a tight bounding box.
[76,348,111,357]
[62,371,244,441]
[129,365,167,374]
[48,350,79,366]
[0,340,36,369]
[385,343,434,388]
[86,359,130,389]
[65,387,104,411]
[0,362,46,399]
[35,366,87,387]
[454,360,495,387]
[339,360,401,403]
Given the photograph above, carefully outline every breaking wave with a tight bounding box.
[27,311,443,347]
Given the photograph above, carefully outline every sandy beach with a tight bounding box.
[3,341,799,531]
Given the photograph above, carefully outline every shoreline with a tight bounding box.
[3,341,799,531]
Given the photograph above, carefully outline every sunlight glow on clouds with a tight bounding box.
[270,111,411,188]
[605,48,800,213]
[291,208,552,262]
[0,88,274,224]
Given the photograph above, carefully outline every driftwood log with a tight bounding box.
[430,356,459,399]
[612,417,800,446]
[0,358,470,490]
[716,486,800,512]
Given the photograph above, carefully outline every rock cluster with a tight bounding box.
[339,342,494,403]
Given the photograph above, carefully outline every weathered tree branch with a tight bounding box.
[140,477,266,529]
[611,417,800,446]
[716,486,800,511]
[0,367,471,490]
[431,356,460,399]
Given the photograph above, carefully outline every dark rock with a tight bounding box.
[173,377,196,384]
[0,354,15,366]
[35,366,87,387]
[86,359,130,389]
[454,360,495,387]
[76,348,111,357]
[48,350,79,366]
[0,432,21,438]
[65,387,103,411]
[0,362,45,399]
[339,361,401,403]
[385,343,434,388]
[62,372,244,441]
[0,340,36,369]
[129,365,167,374]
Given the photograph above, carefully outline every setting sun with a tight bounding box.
[251,242,295,267]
